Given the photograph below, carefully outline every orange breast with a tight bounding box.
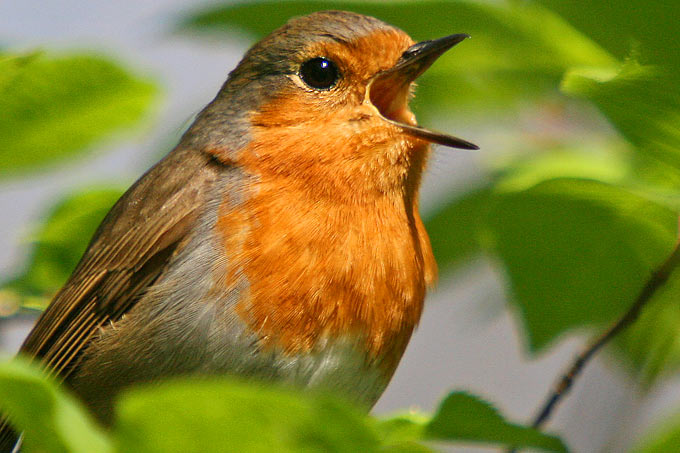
[209,62,437,374]
[214,166,435,374]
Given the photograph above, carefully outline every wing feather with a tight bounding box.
[19,146,221,380]
[1,145,222,452]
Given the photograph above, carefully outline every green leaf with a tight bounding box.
[535,0,680,67]
[426,147,631,274]
[425,187,492,273]
[114,378,380,453]
[615,267,680,386]
[631,410,680,453]
[0,358,111,453]
[376,412,428,448]
[424,149,680,380]
[425,392,568,452]
[2,187,124,310]
[486,178,677,351]
[0,53,158,178]
[380,443,435,453]
[180,0,614,112]
[491,148,630,193]
[562,62,680,172]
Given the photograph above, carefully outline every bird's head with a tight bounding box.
[188,11,475,202]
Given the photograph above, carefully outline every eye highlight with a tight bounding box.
[299,57,340,90]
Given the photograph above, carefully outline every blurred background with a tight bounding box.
[2,1,680,451]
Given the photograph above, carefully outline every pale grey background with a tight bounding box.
[1,1,679,451]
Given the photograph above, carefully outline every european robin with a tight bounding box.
[0,10,476,449]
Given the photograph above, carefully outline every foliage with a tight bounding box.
[487,178,676,350]
[632,410,680,453]
[2,188,124,310]
[562,63,680,173]
[2,0,680,451]
[425,392,566,451]
[0,53,157,179]
[0,359,566,453]
[0,359,111,453]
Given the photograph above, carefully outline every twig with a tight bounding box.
[509,232,680,452]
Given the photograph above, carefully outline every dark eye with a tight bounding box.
[299,57,339,90]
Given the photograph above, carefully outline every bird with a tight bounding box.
[0,10,476,450]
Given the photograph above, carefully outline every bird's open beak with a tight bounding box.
[367,33,478,150]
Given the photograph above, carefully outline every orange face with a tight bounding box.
[203,14,474,202]
[257,27,417,122]
[241,28,428,204]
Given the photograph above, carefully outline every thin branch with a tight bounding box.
[508,232,680,452]
[531,237,680,430]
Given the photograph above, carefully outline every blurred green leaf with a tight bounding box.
[615,267,680,386]
[423,148,680,380]
[426,187,492,273]
[535,0,680,67]
[0,53,158,178]
[631,410,680,453]
[2,187,123,309]
[180,0,615,112]
[381,443,434,453]
[426,147,631,274]
[115,379,568,452]
[0,358,111,453]
[376,412,429,449]
[114,378,380,453]
[629,153,680,199]
[491,148,629,193]
[487,178,677,351]
[425,392,568,452]
[562,62,680,172]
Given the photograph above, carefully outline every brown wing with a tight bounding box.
[0,146,221,451]
[20,145,220,379]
